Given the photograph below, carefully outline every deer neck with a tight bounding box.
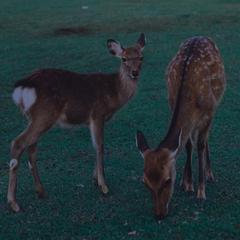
[117,64,138,105]
[159,96,196,155]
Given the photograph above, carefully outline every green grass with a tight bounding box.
[1,0,240,239]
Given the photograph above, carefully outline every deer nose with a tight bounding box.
[132,71,139,77]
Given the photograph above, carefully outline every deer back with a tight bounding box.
[166,36,225,113]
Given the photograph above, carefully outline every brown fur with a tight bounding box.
[136,36,226,220]
[8,34,146,212]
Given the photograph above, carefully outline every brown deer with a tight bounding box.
[136,36,226,220]
[8,33,146,212]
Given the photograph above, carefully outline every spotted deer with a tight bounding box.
[136,36,226,220]
[8,33,146,212]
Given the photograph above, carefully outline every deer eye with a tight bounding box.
[140,56,144,61]
[122,57,127,62]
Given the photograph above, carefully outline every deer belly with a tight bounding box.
[57,109,89,128]
[57,114,75,128]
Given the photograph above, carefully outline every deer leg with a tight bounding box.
[197,135,207,200]
[180,139,194,192]
[8,125,39,212]
[89,118,108,194]
[8,155,21,212]
[8,117,55,212]
[205,142,214,182]
[28,143,46,198]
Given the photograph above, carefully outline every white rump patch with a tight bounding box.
[9,159,18,170]
[12,87,37,112]
[12,87,22,106]
[22,88,37,111]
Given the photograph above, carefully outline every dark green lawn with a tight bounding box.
[1,0,240,239]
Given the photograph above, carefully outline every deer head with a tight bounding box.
[136,130,182,220]
[107,33,146,80]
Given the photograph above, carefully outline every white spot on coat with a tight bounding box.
[9,159,18,170]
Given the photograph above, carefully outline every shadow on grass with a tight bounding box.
[50,13,240,37]
[53,26,92,36]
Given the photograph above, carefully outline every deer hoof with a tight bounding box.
[36,185,47,199]
[37,189,47,199]
[206,170,215,182]
[180,180,194,192]
[197,188,206,200]
[8,201,21,212]
[184,183,194,192]
[100,185,109,194]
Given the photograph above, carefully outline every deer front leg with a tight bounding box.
[180,139,194,192]
[89,118,109,194]
[28,144,46,198]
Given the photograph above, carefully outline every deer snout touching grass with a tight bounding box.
[136,36,226,220]
[8,33,146,212]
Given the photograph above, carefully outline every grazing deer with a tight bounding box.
[136,36,226,220]
[8,33,146,212]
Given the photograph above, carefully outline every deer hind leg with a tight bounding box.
[8,117,56,212]
[205,142,215,182]
[28,143,46,198]
[197,134,208,200]
[89,118,109,194]
[8,125,39,212]
[180,139,194,192]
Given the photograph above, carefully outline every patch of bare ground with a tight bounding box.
[53,26,91,36]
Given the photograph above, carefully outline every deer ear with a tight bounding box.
[169,129,182,160]
[137,33,146,51]
[136,130,149,158]
[107,39,124,57]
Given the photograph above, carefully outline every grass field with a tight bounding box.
[1,0,240,239]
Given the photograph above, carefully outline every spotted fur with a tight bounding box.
[136,36,226,220]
